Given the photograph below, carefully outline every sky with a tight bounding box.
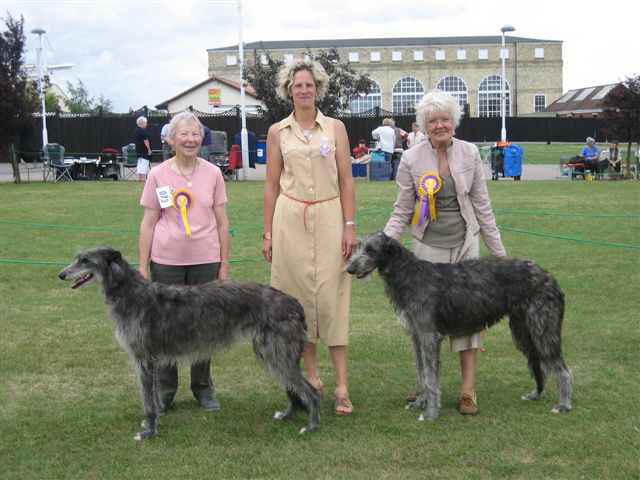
[2,0,639,112]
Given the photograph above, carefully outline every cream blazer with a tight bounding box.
[384,137,506,261]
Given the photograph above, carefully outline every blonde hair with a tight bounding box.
[415,90,463,132]
[382,118,394,127]
[167,112,204,142]
[277,59,329,102]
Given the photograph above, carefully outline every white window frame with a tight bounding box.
[478,49,489,60]
[392,76,425,113]
[348,52,359,63]
[350,79,382,113]
[457,49,467,60]
[226,55,237,66]
[413,50,424,61]
[260,54,269,65]
[370,51,381,62]
[436,76,469,109]
[435,49,445,61]
[478,74,510,118]
[534,94,547,112]
[392,51,402,62]
[535,47,545,59]
[283,54,293,63]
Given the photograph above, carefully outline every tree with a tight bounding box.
[0,14,37,183]
[64,79,113,113]
[602,75,640,175]
[243,48,372,123]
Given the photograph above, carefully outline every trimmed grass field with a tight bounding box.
[1,179,639,479]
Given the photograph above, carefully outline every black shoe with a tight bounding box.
[198,395,220,411]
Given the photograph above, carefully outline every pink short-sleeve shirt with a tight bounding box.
[140,159,227,265]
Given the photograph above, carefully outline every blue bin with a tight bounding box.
[370,151,388,163]
[503,144,523,178]
[256,139,267,164]
[370,161,391,181]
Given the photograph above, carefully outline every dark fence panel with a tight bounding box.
[17,107,613,160]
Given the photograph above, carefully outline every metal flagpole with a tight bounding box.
[238,0,249,179]
[31,28,48,147]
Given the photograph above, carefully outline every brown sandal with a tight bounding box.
[334,397,354,415]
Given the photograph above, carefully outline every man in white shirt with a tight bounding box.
[371,118,396,161]
[160,122,171,161]
[406,122,426,148]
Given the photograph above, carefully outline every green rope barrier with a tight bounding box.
[497,226,640,249]
[495,210,640,218]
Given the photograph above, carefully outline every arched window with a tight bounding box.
[478,75,510,118]
[350,79,382,113]
[436,76,468,109]
[392,77,425,113]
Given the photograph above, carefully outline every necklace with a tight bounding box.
[301,127,312,140]
[175,158,197,187]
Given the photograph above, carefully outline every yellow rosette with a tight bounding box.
[172,189,194,237]
[412,173,442,227]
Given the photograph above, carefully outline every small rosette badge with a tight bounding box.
[319,137,331,157]
[412,173,442,227]
[172,189,194,236]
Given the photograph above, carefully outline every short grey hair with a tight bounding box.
[136,116,147,127]
[415,90,463,132]
[277,59,329,102]
[167,112,204,142]
[586,137,595,144]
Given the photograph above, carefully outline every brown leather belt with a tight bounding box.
[281,191,339,230]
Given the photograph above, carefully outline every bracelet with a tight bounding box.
[262,232,272,240]
[345,221,357,227]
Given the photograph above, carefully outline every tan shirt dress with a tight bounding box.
[270,110,351,346]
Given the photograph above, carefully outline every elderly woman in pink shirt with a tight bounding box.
[139,111,230,415]
[383,90,506,416]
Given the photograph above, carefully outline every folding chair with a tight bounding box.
[43,143,73,182]
[119,144,138,180]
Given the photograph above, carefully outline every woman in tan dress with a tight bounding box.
[262,60,357,415]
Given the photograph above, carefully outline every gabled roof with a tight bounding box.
[155,75,258,110]
[208,35,560,52]
[544,84,617,114]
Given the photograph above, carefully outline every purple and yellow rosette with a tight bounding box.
[412,173,442,227]
[172,189,194,237]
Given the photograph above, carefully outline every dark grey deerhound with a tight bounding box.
[347,232,572,421]
[59,247,320,440]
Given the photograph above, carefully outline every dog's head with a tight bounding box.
[347,231,403,279]
[58,247,124,289]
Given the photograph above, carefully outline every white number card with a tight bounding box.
[156,186,173,209]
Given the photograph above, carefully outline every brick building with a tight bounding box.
[207,35,563,117]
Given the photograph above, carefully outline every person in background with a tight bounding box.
[406,122,426,148]
[384,90,506,416]
[371,118,396,162]
[390,118,407,153]
[133,116,153,182]
[352,138,369,159]
[262,59,357,416]
[599,140,621,175]
[160,121,171,161]
[199,125,212,162]
[139,111,230,414]
[579,137,600,174]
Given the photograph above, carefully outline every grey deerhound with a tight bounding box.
[59,247,320,440]
[347,232,572,421]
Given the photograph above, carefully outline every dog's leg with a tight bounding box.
[521,351,545,401]
[406,331,426,411]
[547,358,573,413]
[134,359,159,441]
[274,388,303,420]
[275,378,320,434]
[418,332,443,422]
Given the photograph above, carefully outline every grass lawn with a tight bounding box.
[1,179,639,479]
